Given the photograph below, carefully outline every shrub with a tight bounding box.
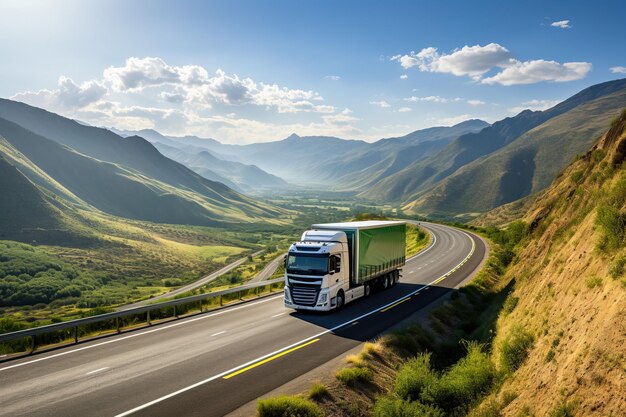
[257,395,322,417]
[394,353,438,401]
[502,295,519,315]
[423,342,495,412]
[570,170,584,184]
[499,326,534,374]
[372,396,444,417]
[545,349,556,362]
[548,397,578,417]
[308,382,329,401]
[336,366,373,386]
[596,204,626,250]
[585,275,602,289]
[609,257,626,279]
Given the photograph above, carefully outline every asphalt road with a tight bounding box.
[248,254,284,283]
[0,222,487,417]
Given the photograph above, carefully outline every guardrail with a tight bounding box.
[0,277,284,351]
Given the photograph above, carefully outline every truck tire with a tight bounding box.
[382,274,389,290]
[364,283,371,298]
[336,290,345,310]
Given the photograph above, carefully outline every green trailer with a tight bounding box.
[311,221,406,285]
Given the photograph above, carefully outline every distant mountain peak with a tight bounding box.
[286,133,300,140]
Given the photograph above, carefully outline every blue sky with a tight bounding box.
[1,0,625,143]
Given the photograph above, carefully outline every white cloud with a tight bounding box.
[610,66,626,74]
[400,74,408,80]
[324,75,341,81]
[508,99,560,114]
[398,107,412,113]
[467,99,486,106]
[369,100,391,108]
[481,60,591,85]
[392,43,513,78]
[551,20,571,29]
[392,43,591,85]
[405,95,463,103]
[103,57,181,92]
[11,76,106,110]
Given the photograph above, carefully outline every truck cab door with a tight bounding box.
[329,254,346,285]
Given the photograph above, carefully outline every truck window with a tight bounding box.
[287,254,329,275]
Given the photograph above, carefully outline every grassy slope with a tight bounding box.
[403,88,626,217]
[477,111,626,416]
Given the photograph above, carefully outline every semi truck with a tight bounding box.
[284,220,406,311]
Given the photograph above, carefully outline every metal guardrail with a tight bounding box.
[0,277,284,345]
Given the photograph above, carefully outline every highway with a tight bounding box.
[0,222,487,417]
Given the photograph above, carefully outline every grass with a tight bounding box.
[308,382,329,401]
[499,325,534,374]
[336,366,374,387]
[585,275,603,289]
[257,395,323,417]
[406,222,430,258]
[372,396,444,417]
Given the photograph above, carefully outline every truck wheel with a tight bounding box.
[393,271,400,285]
[382,275,389,290]
[364,283,371,298]
[336,291,345,310]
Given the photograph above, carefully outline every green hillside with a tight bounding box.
[404,85,626,217]
[361,78,626,203]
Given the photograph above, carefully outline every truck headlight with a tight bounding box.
[284,288,291,302]
[318,293,328,303]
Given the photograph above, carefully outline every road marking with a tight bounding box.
[114,226,479,417]
[0,294,283,373]
[211,331,226,337]
[408,271,414,274]
[223,339,319,379]
[271,312,285,318]
[380,297,411,312]
[86,367,109,375]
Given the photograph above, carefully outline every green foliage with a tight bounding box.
[257,395,323,417]
[394,353,438,401]
[372,396,444,417]
[596,177,626,251]
[502,295,519,315]
[308,382,329,401]
[548,397,578,417]
[585,275,603,288]
[335,366,373,386]
[0,241,102,307]
[499,326,534,374]
[609,257,626,279]
[545,349,556,362]
[570,170,584,183]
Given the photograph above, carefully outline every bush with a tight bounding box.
[336,366,373,386]
[502,295,519,315]
[499,326,534,374]
[570,170,584,183]
[585,275,603,288]
[596,204,626,250]
[372,396,444,417]
[423,343,495,412]
[609,257,626,279]
[308,382,329,401]
[394,353,438,401]
[257,395,322,417]
[548,397,578,417]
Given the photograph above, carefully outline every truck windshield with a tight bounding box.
[287,254,328,275]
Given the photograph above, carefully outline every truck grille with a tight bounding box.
[290,284,320,306]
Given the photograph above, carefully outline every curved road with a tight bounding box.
[0,222,487,417]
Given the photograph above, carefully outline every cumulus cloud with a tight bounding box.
[508,99,560,114]
[610,66,626,74]
[12,76,107,110]
[551,20,571,29]
[324,75,341,81]
[398,107,412,112]
[400,74,408,80]
[481,60,591,85]
[391,43,591,85]
[467,99,486,106]
[405,95,463,103]
[369,100,391,108]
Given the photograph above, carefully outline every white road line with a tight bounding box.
[86,367,109,375]
[408,271,414,274]
[114,228,478,417]
[0,294,283,373]
[210,331,226,337]
[271,313,285,318]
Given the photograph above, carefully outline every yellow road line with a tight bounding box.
[223,338,320,379]
[380,297,411,313]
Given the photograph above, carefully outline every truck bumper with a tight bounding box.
[284,300,333,311]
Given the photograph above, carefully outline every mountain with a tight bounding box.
[404,86,626,217]
[0,100,284,226]
[131,121,487,188]
[468,111,626,415]
[359,78,626,214]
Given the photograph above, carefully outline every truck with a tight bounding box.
[284,220,406,311]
